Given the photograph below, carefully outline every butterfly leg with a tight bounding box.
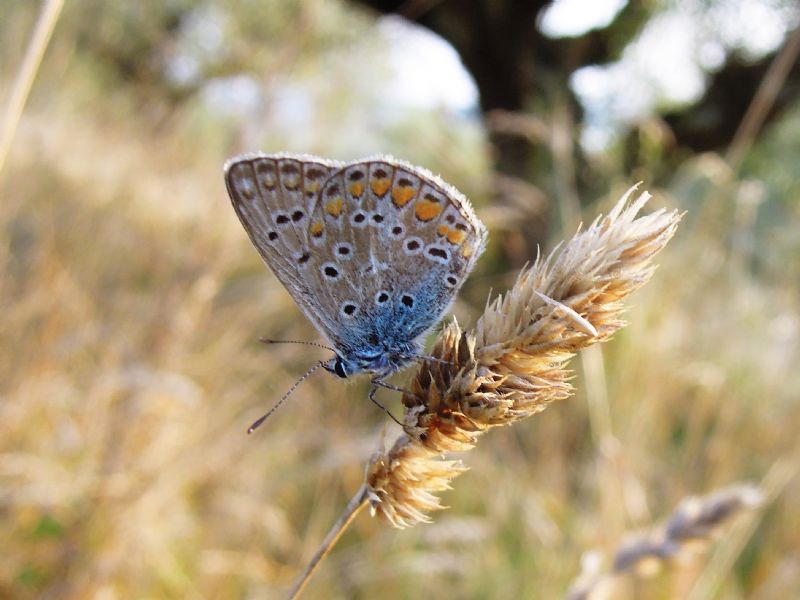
[407,354,453,367]
[368,385,404,427]
[372,378,412,395]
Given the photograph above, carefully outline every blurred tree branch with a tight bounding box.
[664,29,800,155]
[355,1,645,175]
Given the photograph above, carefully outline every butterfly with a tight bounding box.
[224,153,487,428]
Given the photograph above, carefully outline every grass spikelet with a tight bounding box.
[565,484,764,600]
[366,185,682,524]
[366,435,468,528]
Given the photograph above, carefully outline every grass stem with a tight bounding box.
[287,484,369,599]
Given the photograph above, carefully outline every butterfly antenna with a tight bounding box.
[247,361,325,434]
[259,337,334,352]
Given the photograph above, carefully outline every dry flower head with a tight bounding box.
[365,185,683,527]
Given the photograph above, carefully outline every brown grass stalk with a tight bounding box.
[564,484,764,600]
[290,185,681,595]
[287,485,370,600]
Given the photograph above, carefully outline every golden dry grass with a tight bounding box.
[2,3,800,599]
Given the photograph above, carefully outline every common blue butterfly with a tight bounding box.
[224,153,487,426]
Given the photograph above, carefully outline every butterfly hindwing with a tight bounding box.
[307,157,487,351]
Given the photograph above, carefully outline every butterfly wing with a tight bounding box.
[225,153,487,360]
[225,153,345,343]
[307,157,487,355]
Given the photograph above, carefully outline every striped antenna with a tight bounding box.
[247,360,326,434]
[260,337,334,351]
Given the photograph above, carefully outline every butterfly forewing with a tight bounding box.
[225,153,487,365]
[225,154,343,338]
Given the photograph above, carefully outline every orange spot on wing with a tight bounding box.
[306,181,320,193]
[415,199,444,222]
[310,221,324,237]
[348,182,364,197]
[447,229,467,245]
[370,178,391,197]
[392,186,416,207]
[437,224,449,237]
[325,197,343,217]
[462,244,473,258]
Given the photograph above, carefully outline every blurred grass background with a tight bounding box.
[2,0,800,598]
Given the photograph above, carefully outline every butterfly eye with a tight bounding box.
[333,357,348,378]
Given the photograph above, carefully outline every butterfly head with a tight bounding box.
[324,339,420,380]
